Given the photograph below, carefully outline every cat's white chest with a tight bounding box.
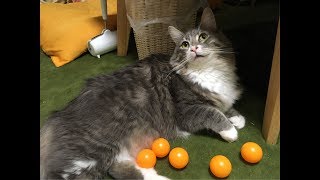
[184,68,240,108]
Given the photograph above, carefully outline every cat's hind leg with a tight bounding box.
[225,108,246,129]
[109,147,170,180]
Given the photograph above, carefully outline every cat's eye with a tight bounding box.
[199,33,208,41]
[180,41,189,49]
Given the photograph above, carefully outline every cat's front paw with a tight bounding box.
[219,126,238,142]
[153,175,171,180]
[229,115,245,129]
[144,174,171,180]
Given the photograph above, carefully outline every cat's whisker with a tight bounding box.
[212,47,233,50]
[165,58,191,79]
[213,51,236,54]
[201,47,235,54]
[174,59,190,70]
[217,50,233,52]
[208,48,236,54]
[171,60,188,72]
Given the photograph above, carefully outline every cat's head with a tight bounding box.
[168,7,234,73]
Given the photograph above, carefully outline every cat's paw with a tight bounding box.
[137,166,171,180]
[144,173,170,180]
[219,126,238,142]
[229,115,245,129]
[151,175,171,180]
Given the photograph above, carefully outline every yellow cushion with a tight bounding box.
[40,0,117,67]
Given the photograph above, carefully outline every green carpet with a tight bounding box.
[40,1,279,179]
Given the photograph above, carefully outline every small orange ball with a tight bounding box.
[152,138,171,158]
[241,142,263,163]
[136,149,157,168]
[209,155,232,178]
[168,147,189,169]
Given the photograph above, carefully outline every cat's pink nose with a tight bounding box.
[191,46,198,52]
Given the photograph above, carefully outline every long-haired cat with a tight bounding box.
[40,7,245,180]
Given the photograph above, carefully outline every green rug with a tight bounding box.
[40,1,279,179]
[40,49,280,179]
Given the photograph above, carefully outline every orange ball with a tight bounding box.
[136,149,157,168]
[209,155,232,178]
[152,138,171,158]
[241,142,263,163]
[168,147,189,169]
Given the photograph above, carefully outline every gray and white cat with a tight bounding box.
[40,7,245,180]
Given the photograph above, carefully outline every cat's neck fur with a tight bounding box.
[176,54,241,111]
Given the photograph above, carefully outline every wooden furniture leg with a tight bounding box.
[117,0,131,56]
[251,0,256,7]
[262,20,280,145]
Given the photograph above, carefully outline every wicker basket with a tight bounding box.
[125,0,202,60]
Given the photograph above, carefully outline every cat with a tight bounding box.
[40,7,245,180]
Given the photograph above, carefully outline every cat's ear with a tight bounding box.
[200,7,217,32]
[168,26,185,44]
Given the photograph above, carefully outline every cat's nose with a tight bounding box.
[191,46,198,52]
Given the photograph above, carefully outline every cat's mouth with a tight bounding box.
[194,53,207,60]
[195,54,205,58]
[190,51,207,59]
